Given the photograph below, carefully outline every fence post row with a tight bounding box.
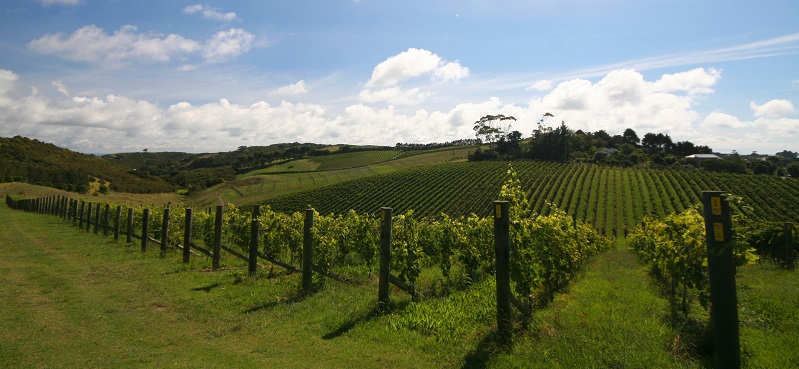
[378,207,392,312]
[248,205,261,274]
[302,208,314,293]
[183,208,192,263]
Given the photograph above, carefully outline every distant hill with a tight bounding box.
[0,136,174,193]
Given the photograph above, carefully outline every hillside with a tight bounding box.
[261,161,799,235]
[0,136,173,193]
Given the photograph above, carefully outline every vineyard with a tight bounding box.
[4,167,611,312]
[4,167,799,367]
[262,161,799,236]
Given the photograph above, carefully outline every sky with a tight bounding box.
[0,0,798,155]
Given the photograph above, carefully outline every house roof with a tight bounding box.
[685,154,720,159]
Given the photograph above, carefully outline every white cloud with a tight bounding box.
[366,48,469,88]
[27,25,254,66]
[202,28,254,63]
[52,80,70,96]
[273,80,309,96]
[366,48,441,88]
[700,112,750,129]
[39,0,80,6]
[527,80,553,91]
[27,25,200,66]
[0,66,795,154]
[652,68,721,95]
[432,61,470,82]
[183,4,238,21]
[750,99,796,118]
[359,87,430,105]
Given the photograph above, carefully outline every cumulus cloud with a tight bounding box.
[750,99,796,118]
[27,25,253,66]
[366,48,469,87]
[652,68,721,95]
[183,4,238,21]
[700,112,750,129]
[272,80,309,96]
[433,61,470,82]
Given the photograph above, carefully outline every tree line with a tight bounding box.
[468,114,799,176]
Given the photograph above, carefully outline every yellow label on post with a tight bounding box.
[495,204,502,219]
[711,197,722,216]
[713,222,725,242]
[381,210,385,222]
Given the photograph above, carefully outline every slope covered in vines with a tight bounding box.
[263,161,799,235]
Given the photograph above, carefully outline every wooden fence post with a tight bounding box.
[103,204,111,236]
[494,200,513,346]
[701,191,740,369]
[93,203,101,235]
[126,208,134,244]
[78,201,86,229]
[183,208,192,263]
[378,207,393,311]
[213,205,223,270]
[785,222,795,270]
[114,206,122,241]
[161,207,170,257]
[249,205,261,275]
[85,202,93,232]
[62,197,69,219]
[141,208,149,252]
[302,208,314,293]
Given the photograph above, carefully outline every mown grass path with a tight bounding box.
[489,243,701,368]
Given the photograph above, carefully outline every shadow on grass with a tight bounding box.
[242,293,307,314]
[322,300,412,340]
[191,283,221,293]
[461,330,510,369]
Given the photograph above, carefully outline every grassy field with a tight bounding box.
[191,147,474,208]
[2,201,797,368]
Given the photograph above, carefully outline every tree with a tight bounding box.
[527,120,572,162]
[641,133,673,154]
[622,128,640,146]
[473,114,516,148]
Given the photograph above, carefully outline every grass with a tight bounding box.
[2,205,796,368]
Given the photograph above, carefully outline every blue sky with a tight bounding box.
[1,0,797,154]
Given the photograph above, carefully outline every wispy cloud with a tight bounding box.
[183,4,238,22]
[573,33,799,78]
[39,0,81,6]
[489,33,799,92]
